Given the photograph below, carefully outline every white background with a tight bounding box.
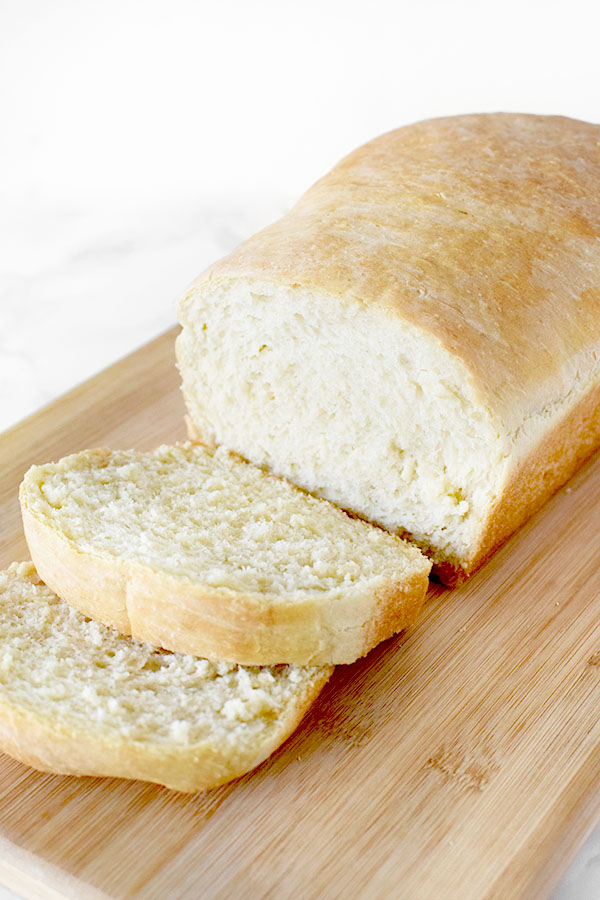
[1,0,600,896]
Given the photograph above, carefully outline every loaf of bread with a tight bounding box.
[0,563,332,791]
[20,444,430,666]
[176,113,600,584]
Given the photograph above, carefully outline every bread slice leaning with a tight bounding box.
[20,444,430,666]
[0,563,332,792]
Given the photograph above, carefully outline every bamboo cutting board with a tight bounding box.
[1,328,600,900]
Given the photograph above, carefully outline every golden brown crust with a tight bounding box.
[180,114,600,585]
[193,113,600,433]
[437,374,600,585]
[20,489,430,667]
[0,660,332,792]
[125,561,429,666]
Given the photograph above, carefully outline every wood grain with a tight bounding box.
[1,327,600,900]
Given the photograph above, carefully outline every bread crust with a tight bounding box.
[20,485,430,667]
[189,114,600,435]
[0,563,332,792]
[437,373,600,585]
[179,114,600,584]
[0,652,332,793]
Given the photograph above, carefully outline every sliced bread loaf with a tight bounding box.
[20,444,430,666]
[176,113,600,585]
[0,563,332,792]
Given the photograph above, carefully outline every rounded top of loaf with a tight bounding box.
[188,113,600,434]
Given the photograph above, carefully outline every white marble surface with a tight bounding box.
[2,0,600,897]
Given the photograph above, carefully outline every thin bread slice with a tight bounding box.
[20,443,430,666]
[0,563,332,792]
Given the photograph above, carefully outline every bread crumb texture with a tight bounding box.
[22,444,424,597]
[177,285,501,566]
[0,563,327,748]
[176,115,600,575]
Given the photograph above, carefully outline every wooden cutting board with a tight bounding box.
[1,328,600,900]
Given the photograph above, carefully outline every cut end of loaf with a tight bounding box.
[176,115,600,583]
[177,279,506,580]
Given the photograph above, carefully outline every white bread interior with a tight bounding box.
[0,563,332,792]
[178,280,505,573]
[176,114,600,582]
[20,444,430,665]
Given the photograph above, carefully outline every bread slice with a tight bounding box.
[176,113,600,585]
[20,444,430,666]
[0,563,332,792]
